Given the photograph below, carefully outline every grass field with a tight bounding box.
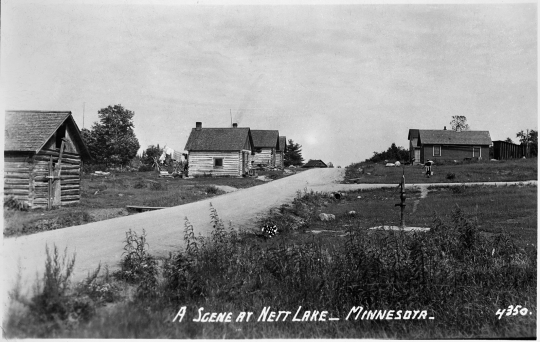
[345,158,537,184]
[5,183,536,339]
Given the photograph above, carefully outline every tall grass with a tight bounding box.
[5,196,536,338]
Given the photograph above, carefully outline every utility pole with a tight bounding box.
[230,109,232,127]
[83,102,85,129]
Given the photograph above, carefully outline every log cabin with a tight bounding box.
[408,128,492,164]
[4,110,91,209]
[250,130,280,168]
[184,122,254,177]
[275,136,287,169]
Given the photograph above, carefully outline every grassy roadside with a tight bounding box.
[344,158,537,184]
[4,184,536,338]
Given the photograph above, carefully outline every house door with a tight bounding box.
[414,149,421,163]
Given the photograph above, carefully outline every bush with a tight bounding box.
[115,229,158,298]
[446,172,456,180]
[138,165,154,172]
[205,185,219,194]
[4,196,28,211]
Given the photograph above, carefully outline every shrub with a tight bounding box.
[205,185,219,195]
[4,196,28,211]
[138,165,154,172]
[115,229,158,298]
[446,172,456,180]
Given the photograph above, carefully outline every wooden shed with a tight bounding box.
[275,136,287,169]
[4,110,91,209]
[408,128,492,164]
[492,140,527,160]
[184,122,254,177]
[250,130,280,167]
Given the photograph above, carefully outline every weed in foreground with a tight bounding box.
[115,229,158,298]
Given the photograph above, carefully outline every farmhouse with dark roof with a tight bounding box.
[184,122,254,177]
[4,110,91,209]
[250,130,280,168]
[408,128,492,164]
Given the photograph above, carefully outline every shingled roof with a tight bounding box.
[417,130,492,145]
[4,110,91,159]
[303,159,327,168]
[184,127,253,151]
[278,136,287,152]
[251,130,279,149]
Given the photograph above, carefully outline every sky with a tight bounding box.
[2,1,537,167]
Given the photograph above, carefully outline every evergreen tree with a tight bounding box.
[284,139,304,166]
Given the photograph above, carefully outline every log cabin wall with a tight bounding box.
[188,151,243,177]
[4,149,81,209]
[4,153,33,207]
[252,148,273,166]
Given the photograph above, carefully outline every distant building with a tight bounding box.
[492,140,527,160]
[408,128,492,164]
[250,130,280,167]
[4,110,91,209]
[184,122,254,177]
[302,159,328,168]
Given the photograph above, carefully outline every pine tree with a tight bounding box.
[284,139,304,166]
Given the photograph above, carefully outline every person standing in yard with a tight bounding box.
[425,160,433,178]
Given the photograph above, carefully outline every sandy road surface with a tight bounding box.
[3,168,536,296]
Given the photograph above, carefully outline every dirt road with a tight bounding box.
[3,168,536,297]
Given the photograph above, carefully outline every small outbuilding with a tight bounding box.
[184,122,254,177]
[408,128,491,164]
[250,130,280,167]
[4,110,91,209]
[302,159,328,168]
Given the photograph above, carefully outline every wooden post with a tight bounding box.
[52,140,66,207]
[48,155,53,210]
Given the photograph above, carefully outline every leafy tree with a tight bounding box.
[366,143,409,163]
[450,116,470,132]
[327,162,334,168]
[83,105,140,166]
[516,129,538,157]
[504,137,514,144]
[141,145,163,166]
[284,139,304,166]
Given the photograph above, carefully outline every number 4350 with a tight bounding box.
[496,305,530,319]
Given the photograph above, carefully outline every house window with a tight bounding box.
[473,147,481,158]
[214,158,223,168]
[433,145,441,157]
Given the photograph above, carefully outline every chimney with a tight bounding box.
[196,122,202,130]
[233,123,238,128]
[444,126,447,130]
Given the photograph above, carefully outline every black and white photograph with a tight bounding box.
[1,0,537,339]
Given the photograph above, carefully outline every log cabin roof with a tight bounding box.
[251,130,279,149]
[416,130,492,145]
[4,110,91,159]
[184,127,253,151]
[278,136,287,152]
[303,159,328,168]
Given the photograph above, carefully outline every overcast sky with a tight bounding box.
[2,1,537,166]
